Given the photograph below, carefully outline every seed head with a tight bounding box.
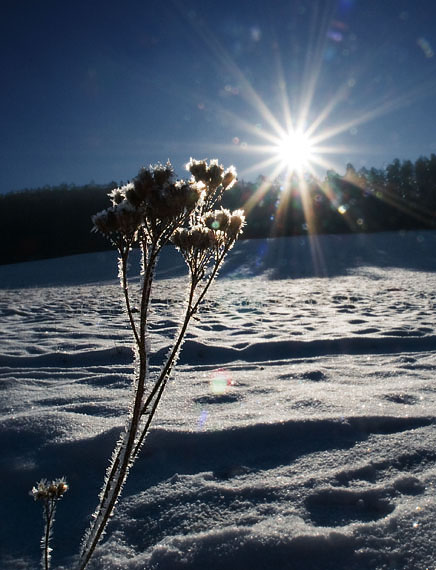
[114,201,143,237]
[222,166,237,189]
[186,158,209,184]
[92,202,142,238]
[208,160,224,189]
[227,210,245,238]
[171,228,191,251]
[190,226,218,250]
[92,208,119,235]
[130,162,176,209]
[172,226,217,252]
[108,187,125,206]
[203,208,231,231]
[152,161,175,188]
[125,188,142,208]
[30,478,68,502]
[133,167,154,201]
[186,158,229,191]
[145,179,202,221]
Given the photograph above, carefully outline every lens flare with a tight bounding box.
[210,368,233,395]
[197,409,208,430]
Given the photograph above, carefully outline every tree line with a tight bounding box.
[1,155,436,265]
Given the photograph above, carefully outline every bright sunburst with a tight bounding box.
[275,129,315,174]
[181,0,433,234]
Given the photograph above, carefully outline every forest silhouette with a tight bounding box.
[1,154,436,265]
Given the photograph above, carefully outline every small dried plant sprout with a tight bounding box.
[30,478,68,570]
[76,158,244,570]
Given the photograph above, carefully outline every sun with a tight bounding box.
[275,129,315,173]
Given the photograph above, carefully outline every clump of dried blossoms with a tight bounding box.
[30,478,69,502]
[71,158,244,570]
[30,478,68,570]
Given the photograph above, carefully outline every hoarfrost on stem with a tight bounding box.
[30,478,68,570]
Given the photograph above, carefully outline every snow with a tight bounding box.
[1,230,436,569]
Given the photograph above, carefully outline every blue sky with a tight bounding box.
[1,0,436,192]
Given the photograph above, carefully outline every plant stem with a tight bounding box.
[43,500,54,570]
[133,279,196,457]
[120,248,140,347]
[132,244,229,458]
[78,243,160,570]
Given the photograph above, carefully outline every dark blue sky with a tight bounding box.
[1,0,436,192]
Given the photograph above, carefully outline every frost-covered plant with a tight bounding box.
[30,478,68,570]
[75,158,244,569]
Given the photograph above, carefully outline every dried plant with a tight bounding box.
[30,478,68,570]
[71,158,244,569]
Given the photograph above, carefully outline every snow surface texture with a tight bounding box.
[1,230,436,570]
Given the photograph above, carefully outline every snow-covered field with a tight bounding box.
[1,230,436,570]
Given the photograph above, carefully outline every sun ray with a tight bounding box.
[239,155,283,178]
[310,77,436,147]
[304,82,352,139]
[172,0,436,250]
[297,1,336,131]
[242,162,285,215]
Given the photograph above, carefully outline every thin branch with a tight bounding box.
[139,240,160,346]
[120,248,140,347]
[132,241,233,460]
[43,501,53,570]
[79,237,163,570]
[133,280,196,457]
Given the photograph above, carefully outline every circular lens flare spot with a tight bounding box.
[276,130,314,172]
[210,368,233,395]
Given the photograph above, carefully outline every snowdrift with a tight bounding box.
[1,230,436,569]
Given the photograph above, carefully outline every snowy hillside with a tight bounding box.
[1,230,436,569]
